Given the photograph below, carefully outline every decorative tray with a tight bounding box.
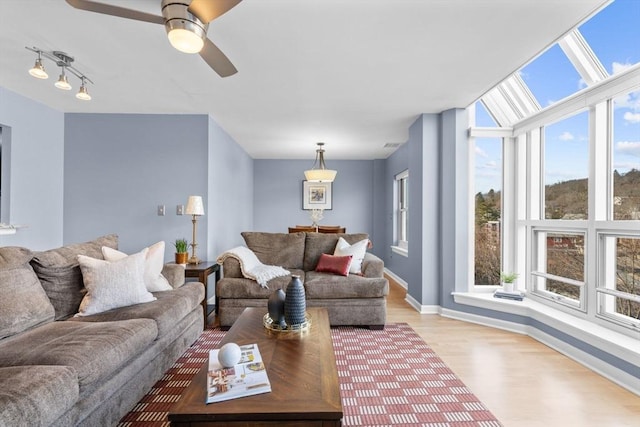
[263,313,312,333]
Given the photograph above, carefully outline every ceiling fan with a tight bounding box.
[65,0,242,77]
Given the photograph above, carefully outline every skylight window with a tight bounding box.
[579,0,640,75]
[520,44,583,107]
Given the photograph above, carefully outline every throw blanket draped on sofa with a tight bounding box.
[216,246,289,288]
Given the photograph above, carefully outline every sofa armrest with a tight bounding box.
[361,252,384,278]
[162,263,186,288]
[222,258,243,278]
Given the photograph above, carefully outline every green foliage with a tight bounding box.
[174,238,188,253]
[500,272,518,283]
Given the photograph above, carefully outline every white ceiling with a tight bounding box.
[0,0,607,159]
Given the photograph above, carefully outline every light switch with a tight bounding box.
[177,204,184,215]
[157,205,165,216]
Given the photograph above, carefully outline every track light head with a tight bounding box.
[76,80,91,100]
[54,68,72,90]
[29,57,48,79]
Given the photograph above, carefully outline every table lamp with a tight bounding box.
[185,195,204,264]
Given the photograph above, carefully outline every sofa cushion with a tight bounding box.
[102,241,173,292]
[303,233,369,271]
[76,250,156,316]
[30,234,118,320]
[0,365,79,427]
[242,232,305,269]
[334,237,369,274]
[0,247,55,339]
[315,254,352,276]
[304,271,388,299]
[0,319,157,388]
[68,282,204,337]
[217,270,305,299]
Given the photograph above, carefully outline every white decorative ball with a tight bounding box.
[217,343,242,368]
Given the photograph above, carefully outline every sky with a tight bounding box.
[474,0,640,194]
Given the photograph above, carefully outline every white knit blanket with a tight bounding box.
[216,246,290,288]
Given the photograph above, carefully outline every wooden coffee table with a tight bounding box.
[168,307,343,426]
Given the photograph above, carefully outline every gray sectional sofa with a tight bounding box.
[217,231,389,329]
[0,235,204,427]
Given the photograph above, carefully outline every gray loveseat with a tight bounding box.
[217,232,388,329]
[0,235,204,427]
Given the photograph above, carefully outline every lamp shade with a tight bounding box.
[185,196,205,216]
[304,169,337,182]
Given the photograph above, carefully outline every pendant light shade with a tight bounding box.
[304,142,337,182]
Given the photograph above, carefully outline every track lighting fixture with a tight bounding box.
[26,46,94,100]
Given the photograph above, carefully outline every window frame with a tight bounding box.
[392,169,409,255]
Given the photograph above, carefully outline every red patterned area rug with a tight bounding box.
[118,323,502,427]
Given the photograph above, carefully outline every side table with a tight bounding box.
[184,262,220,329]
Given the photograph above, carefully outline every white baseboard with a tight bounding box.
[384,268,407,289]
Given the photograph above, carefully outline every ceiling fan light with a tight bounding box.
[168,28,204,53]
[29,58,48,79]
[76,84,91,101]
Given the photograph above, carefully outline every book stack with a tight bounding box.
[493,289,525,301]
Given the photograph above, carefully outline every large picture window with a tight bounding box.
[543,111,589,220]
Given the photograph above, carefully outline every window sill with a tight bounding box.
[452,291,640,370]
[391,246,408,257]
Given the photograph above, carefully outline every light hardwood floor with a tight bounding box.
[385,277,640,427]
[210,279,640,426]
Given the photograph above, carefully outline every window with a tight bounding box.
[543,111,589,219]
[520,44,583,107]
[469,0,640,337]
[531,230,585,310]
[393,170,408,253]
[579,0,640,75]
[612,90,640,220]
[598,234,640,328]
[474,137,502,286]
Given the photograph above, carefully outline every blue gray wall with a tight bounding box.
[64,113,254,264]
[207,116,254,258]
[0,88,64,250]
[64,114,210,258]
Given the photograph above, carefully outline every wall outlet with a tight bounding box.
[157,205,165,216]
[176,204,184,215]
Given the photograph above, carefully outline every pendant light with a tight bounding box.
[304,142,337,182]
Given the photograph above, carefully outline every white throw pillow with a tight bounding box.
[334,237,369,274]
[76,249,156,316]
[102,241,172,292]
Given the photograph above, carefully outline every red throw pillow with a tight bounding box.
[315,254,353,276]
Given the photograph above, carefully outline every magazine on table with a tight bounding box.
[206,343,271,404]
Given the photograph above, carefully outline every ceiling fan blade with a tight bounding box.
[65,0,165,25]
[199,38,238,77]
[188,0,242,24]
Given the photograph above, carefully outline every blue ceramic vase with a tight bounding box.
[284,275,306,326]
[267,288,286,328]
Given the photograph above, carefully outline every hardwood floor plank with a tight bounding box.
[384,276,640,427]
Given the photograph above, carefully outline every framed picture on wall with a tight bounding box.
[302,181,332,210]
